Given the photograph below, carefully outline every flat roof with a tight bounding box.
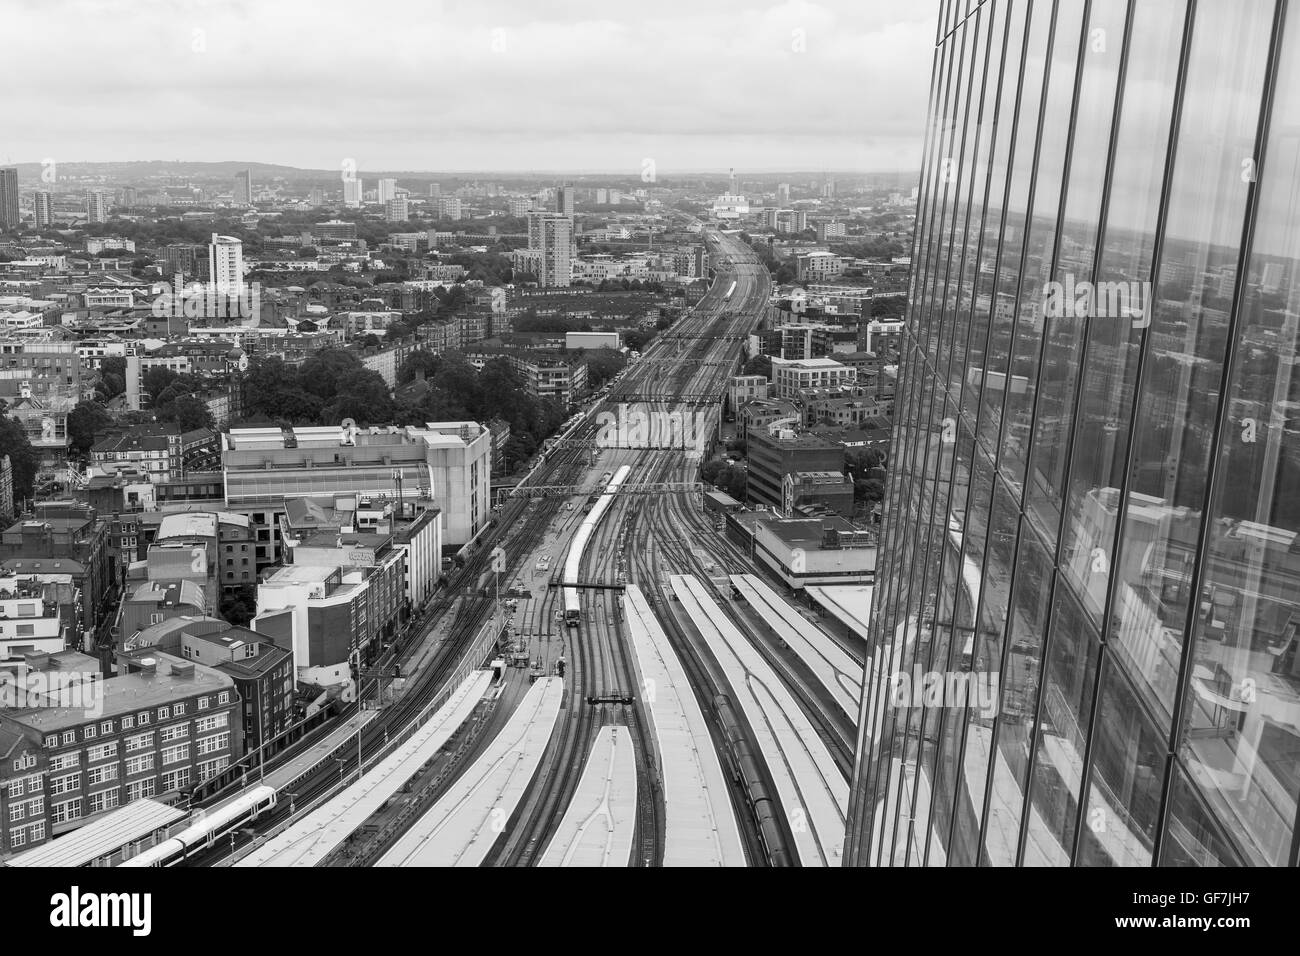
[4,798,187,867]
[805,585,875,641]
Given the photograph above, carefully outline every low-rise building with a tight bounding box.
[771,357,855,400]
[746,428,846,512]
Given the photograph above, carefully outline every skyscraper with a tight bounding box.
[847,0,1300,868]
[87,190,109,224]
[208,234,244,295]
[384,197,409,222]
[233,169,252,205]
[33,191,53,228]
[377,178,397,204]
[0,168,19,231]
[528,212,573,288]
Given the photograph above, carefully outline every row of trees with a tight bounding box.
[241,351,395,426]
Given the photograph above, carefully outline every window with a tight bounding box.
[218,692,230,705]
[137,712,149,725]
[197,757,229,781]
[125,754,154,776]
[126,780,155,802]
[161,744,189,766]
[160,724,188,743]
[83,725,96,740]
[197,697,209,711]
[195,713,228,733]
[87,764,117,787]
[15,624,33,637]
[27,777,42,794]
[173,702,185,716]
[7,781,21,799]
[99,721,112,735]
[61,731,74,745]
[28,821,44,842]
[121,715,133,730]
[51,773,80,796]
[89,789,120,814]
[9,801,24,822]
[161,768,190,792]
[125,732,153,752]
[88,742,117,762]
[51,799,81,825]
[196,733,229,756]
[49,752,79,773]
[157,706,169,720]
[10,827,25,848]
[43,736,56,748]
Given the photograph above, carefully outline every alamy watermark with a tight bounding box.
[889,667,999,718]
[151,280,261,321]
[0,669,103,716]
[594,403,713,452]
[1042,274,1151,328]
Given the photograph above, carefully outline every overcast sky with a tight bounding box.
[6,0,937,175]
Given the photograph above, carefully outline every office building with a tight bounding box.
[848,0,1300,868]
[527,212,573,288]
[207,234,244,295]
[376,178,397,204]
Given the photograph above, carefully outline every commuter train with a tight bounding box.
[724,281,737,301]
[713,694,793,867]
[562,465,632,626]
[118,785,278,867]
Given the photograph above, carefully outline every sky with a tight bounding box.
[5,0,938,175]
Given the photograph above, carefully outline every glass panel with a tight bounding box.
[976,0,1054,456]
[999,0,1088,496]
[983,522,1052,864]
[1169,0,1300,867]
[962,0,1030,423]
[1058,0,1187,628]
[1077,667,1166,866]
[1023,587,1102,864]
[1108,0,1275,723]
[1023,0,1129,544]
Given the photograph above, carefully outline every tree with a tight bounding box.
[361,333,381,349]
[743,354,772,379]
[220,585,257,627]
[583,348,626,389]
[99,357,127,398]
[67,401,113,456]
[0,417,38,503]
[170,394,215,432]
[324,369,395,425]
[397,350,441,385]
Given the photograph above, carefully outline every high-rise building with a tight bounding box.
[343,178,362,208]
[555,184,575,218]
[233,169,252,205]
[777,182,791,204]
[208,234,244,295]
[0,168,19,231]
[86,190,109,224]
[528,212,573,289]
[308,186,324,207]
[437,196,462,220]
[847,0,1300,869]
[33,191,53,228]
[377,178,397,204]
[428,182,441,197]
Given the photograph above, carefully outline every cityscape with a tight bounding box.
[0,0,1291,911]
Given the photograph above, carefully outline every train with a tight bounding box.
[724,280,737,300]
[562,465,632,626]
[118,785,278,867]
[713,694,793,867]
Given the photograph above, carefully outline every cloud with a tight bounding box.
[4,0,937,172]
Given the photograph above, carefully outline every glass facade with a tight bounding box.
[847,0,1300,867]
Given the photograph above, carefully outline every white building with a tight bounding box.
[208,234,244,295]
[377,178,397,204]
[343,179,362,208]
[0,575,66,657]
[771,357,856,399]
[384,197,409,222]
